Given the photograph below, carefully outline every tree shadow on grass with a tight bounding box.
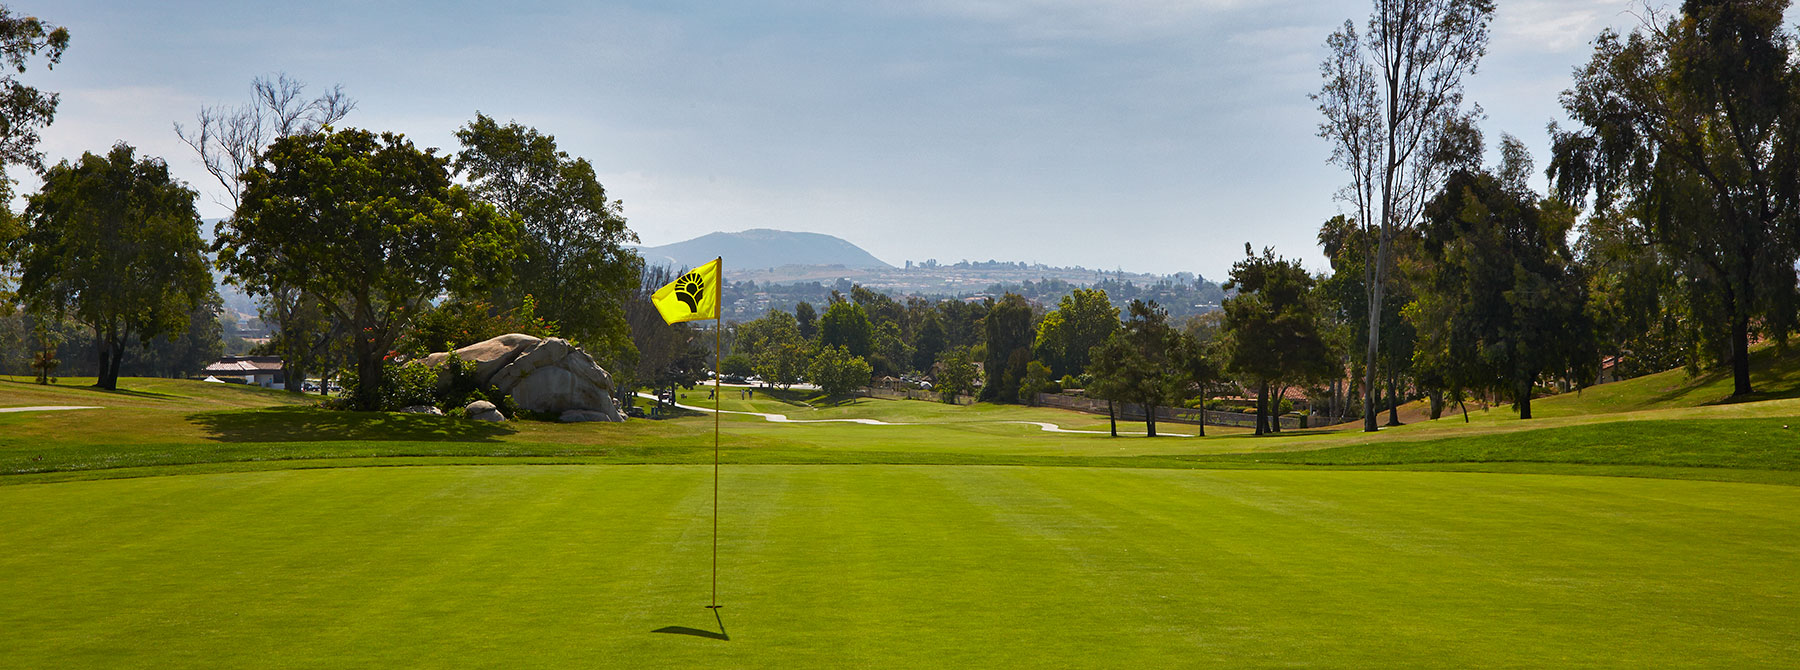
[187,406,516,443]
[653,609,729,641]
[0,378,186,401]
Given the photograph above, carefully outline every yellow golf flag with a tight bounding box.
[652,257,722,324]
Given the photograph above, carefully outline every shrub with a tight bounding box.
[1019,360,1059,402]
[334,359,439,411]
[329,352,516,415]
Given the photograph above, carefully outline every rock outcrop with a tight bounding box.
[421,334,624,421]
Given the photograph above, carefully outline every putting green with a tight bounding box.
[3,465,1794,668]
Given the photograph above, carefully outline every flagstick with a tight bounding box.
[708,257,723,611]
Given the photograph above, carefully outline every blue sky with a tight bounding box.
[24,0,1669,278]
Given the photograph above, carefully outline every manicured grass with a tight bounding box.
[5,373,1800,666]
[1,465,1793,668]
[0,375,313,408]
[7,375,1800,486]
[1200,417,1800,469]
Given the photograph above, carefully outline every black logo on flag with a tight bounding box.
[675,272,707,313]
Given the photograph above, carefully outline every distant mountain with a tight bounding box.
[636,229,893,272]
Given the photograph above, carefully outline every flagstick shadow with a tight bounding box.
[652,609,729,641]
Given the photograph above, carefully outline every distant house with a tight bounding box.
[202,355,286,389]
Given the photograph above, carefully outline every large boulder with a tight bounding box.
[419,333,544,388]
[422,333,623,421]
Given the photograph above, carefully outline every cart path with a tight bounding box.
[0,406,102,413]
[637,394,1192,437]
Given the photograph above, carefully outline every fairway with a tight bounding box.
[3,465,1794,668]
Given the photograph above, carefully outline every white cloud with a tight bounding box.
[1494,0,1645,53]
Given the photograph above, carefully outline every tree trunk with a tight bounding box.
[1385,369,1402,427]
[93,329,111,389]
[1145,403,1157,437]
[1255,381,1269,436]
[354,337,382,412]
[1518,381,1533,420]
[1428,389,1444,420]
[1271,385,1286,433]
[1330,378,1340,424]
[1107,399,1117,437]
[1196,403,1206,437]
[95,326,122,391]
[1731,311,1752,396]
[1363,259,1383,433]
[110,345,125,390]
[286,360,305,394]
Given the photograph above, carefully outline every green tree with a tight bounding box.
[734,308,799,361]
[1415,150,1597,420]
[1032,287,1119,377]
[808,344,872,398]
[1549,0,1800,397]
[980,293,1033,402]
[1220,246,1337,435]
[454,113,640,366]
[10,144,213,390]
[0,7,67,176]
[1318,213,1420,426]
[221,128,517,410]
[850,284,904,333]
[932,346,978,404]
[175,74,355,395]
[912,310,948,371]
[754,340,808,389]
[1175,332,1224,436]
[1086,300,1187,437]
[871,320,912,376]
[719,353,754,378]
[1316,0,1495,432]
[936,298,989,349]
[0,6,67,334]
[1576,208,1692,379]
[818,300,873,358]
[793,301,817,339]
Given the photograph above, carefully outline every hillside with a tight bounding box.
[637,229,893,272]
[1374,345,1800,427]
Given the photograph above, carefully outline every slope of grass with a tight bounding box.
[3,465,1794,669]
[1200,417,1800,470]
[1431,346,1800,421]
[0,375,312,410]
[4,374,1800,485]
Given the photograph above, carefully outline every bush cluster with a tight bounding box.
[331,353,515,417]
